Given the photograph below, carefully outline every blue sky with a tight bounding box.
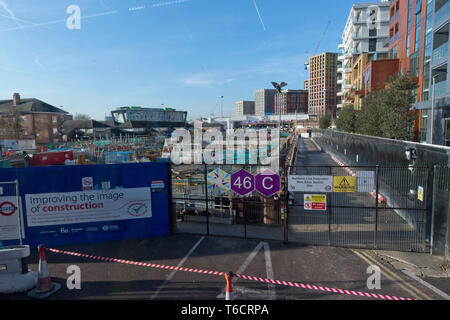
[0,0,361,120]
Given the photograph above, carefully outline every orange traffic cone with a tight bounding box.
[28,245,61,299]
[225,272,234,300]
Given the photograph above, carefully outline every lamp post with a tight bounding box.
[271,82,288,169]
[220,96,224,118]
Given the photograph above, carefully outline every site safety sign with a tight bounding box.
[418,186,424,202]
[304,194,327,211]
[288,175,333,193]
[333,176,357,193]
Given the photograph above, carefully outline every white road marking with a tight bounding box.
[150,236,205,300]
[402,270,450,300]
[263,242,276,300]
[217,241,276,300]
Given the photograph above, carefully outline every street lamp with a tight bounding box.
[271,81,288,169]
[430,71,448,145]
[220,96,224,118]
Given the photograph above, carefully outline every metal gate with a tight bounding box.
[171,164,284,241]
[170,164,434,253]
[286,165,432,252]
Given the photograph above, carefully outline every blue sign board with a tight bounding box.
[0,163,170,248]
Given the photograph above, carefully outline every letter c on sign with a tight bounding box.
[262,177,273,190]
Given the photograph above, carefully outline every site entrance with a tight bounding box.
[172,164,434,253]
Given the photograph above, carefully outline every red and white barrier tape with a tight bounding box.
[46,247,416,301]
[330,154,357,177]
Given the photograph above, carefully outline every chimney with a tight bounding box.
[13,93,20,106]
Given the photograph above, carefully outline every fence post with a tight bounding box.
[283,165,288,244]
[374,165,380,250]
[424,166,435,253]
[328,167,332,246]
[430,165,438,254]
[204,164,210,236]
[15,180,23,246]
[167,162,176,234]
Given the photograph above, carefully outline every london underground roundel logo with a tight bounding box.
[0,201,17,216]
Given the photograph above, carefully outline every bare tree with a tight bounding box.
[74,113,92,121]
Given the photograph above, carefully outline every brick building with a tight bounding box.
[274,90,308,115]
[389,0,450,145]
[0,93,72,144]
[308,52,338,120]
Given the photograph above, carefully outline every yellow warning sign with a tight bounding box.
[333,176,357,193]
[310,195,326,203]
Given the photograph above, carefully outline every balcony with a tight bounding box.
[435,1,450,28]
[432,42,448,65]
[434,81,448,97]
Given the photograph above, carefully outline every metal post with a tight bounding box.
[424,166,435,253]
[204,164,210,236]
[327,167,333,246]
[244,199,247,239]
[430,165,438,254]
[15,180,23,246]
[283,165,288,244]
[375,166,380,249]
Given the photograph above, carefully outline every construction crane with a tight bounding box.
[305,20,331,70]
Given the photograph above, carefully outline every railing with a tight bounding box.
[434,81,447,97]
[435,1,450,26]
[432,42,448,63]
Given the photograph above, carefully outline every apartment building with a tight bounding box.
[348,53,400,110]
[235,100,256,116]
[390,0,449,145]
[0,93,72,144]
[274,90,308,115]
[337,1,391,109]
[308,52,338,120]
[255,89,277,116]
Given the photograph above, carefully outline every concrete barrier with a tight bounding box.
[0,245,37,294]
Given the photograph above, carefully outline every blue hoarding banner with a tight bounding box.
[0,163,170,248]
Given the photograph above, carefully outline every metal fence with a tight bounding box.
[171,164,284,241]
[286,165,431,252]
[170,162,447,254]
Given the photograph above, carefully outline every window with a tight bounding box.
[52,116,57,123]
[369,28,377,37]
[369,39,377,52]
[53,127,58,135]
[415,12,421,52]
[390,45,398,59]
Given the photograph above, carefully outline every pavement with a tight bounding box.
[372,250,450,279]
[1,234,449,301]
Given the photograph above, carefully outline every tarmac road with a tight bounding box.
[0,234,447,301]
